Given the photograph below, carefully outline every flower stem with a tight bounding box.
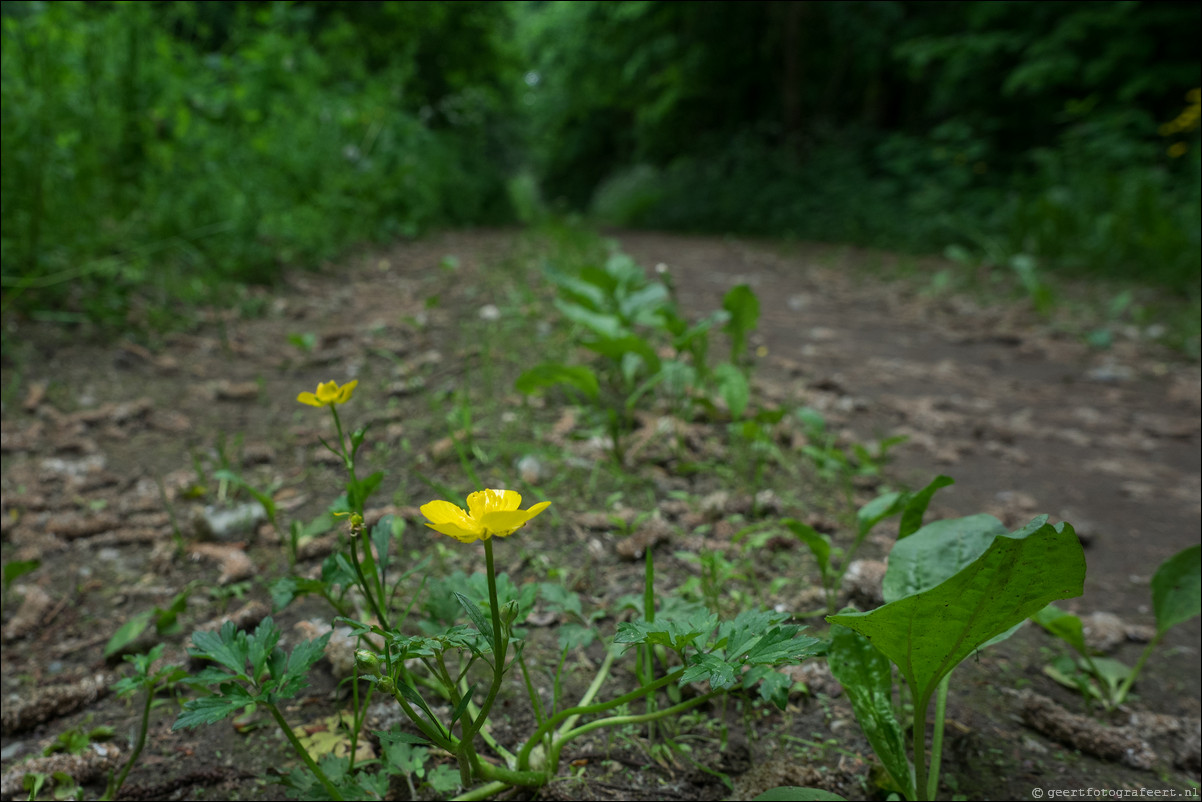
[457,537,509,783]
[517,649,547,728]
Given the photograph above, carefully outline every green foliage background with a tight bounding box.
[1,1,518,327]
[530,1,1200,290]
[2,0,1199,332]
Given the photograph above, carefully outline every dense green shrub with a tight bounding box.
[1,1,519,327]
[522,1,1201,295]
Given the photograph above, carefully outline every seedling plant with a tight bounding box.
[515,249,761,463]
[1034,543,1200,711]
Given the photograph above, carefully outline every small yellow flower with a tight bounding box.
[298,379,358,407]
[420,489,551,543]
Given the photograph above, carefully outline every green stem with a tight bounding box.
[548,689,722,772]
[518,667,682,771]
[456,538,509,783]
[457,672,516,766]
[472,706,516,765]
[473,760,546,788]
[927,675,950,800]
[643,546,657,735]
[387,684,455,752]
[265,701,344,801]
[330,406,351,472]
[348,533,388,629]
[1113,632,1161,707]
[912,685,933,802]
[347,673,374,777]
[517,649,547,727]
[104,681,154,800]
[451,780,511,801]
[362,525,390,631]
[554,647,618,740]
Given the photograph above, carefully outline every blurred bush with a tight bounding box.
[1,1,519,329]
[523,1,1201,295]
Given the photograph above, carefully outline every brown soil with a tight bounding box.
[2,228,1199,801]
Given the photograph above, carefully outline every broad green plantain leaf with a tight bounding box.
[581,334,661,374]
[1087,656,1133,696]
[897,475,955,538]
[722,284,760,360]
[783,520,831,574]
[830,519,1086,709]
[619,283,670,323]
[856,491,907,542]
[515,364,599,400]
[2,559,40,591]
[554,298,628,338]
[882,513,1008,603]
[105,611,154,658]
[714,363,750,419]
[826,625,913,799]
[1032,604,1088,655]
[1151,544,1201,635]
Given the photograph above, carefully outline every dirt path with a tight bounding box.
[1,228,1199,800]
[615,231,1200,624]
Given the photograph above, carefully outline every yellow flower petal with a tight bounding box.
[479,501,552,537]
[420,500,472,526]
[298,379,358,407]
[421,491,549,542]
[425,521,483,542]
[315,381,340,403]
[467,489,521,519]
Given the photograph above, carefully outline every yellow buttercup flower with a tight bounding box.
[420,489,550,543]
[298,379,359,407]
